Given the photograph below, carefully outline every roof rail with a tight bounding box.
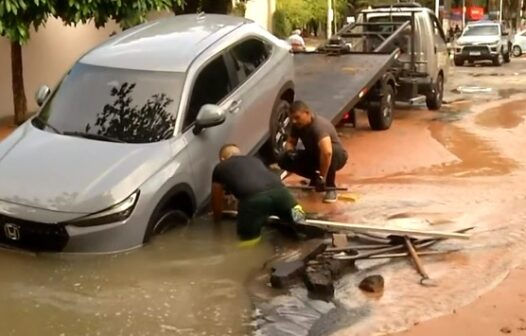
[371,2,422,8]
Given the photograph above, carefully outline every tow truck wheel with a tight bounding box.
[426,74,443,111]
[367,84,394,131]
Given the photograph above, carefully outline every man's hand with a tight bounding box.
[312,174,326,192]
[211,183,225,222]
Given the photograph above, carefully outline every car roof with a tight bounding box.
[79,14,252,73]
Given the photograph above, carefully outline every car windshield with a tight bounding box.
[463,25,499,36]
[33,63,184,144]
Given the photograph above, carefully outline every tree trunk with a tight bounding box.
[10,41,27,125]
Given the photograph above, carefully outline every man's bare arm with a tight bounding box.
[318,136,333,180]
[211,183,225,222]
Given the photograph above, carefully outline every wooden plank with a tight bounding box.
[302,219,472,240]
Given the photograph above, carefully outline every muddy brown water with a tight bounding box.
[0,218,276,336]
[2,97,526,336]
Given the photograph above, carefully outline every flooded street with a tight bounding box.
[1,58,526,335]
[0,219,275,336]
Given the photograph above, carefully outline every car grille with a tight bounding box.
[0,214,69,252]
[462,46,490,56]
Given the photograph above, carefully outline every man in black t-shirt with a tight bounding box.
[211,144,305,246]
[278,100,348,203]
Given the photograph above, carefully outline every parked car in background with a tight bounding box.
[0,14,296,253]
[512,30,526,56]
[454,21,511,66]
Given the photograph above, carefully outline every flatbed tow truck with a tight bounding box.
[291,3,450,131]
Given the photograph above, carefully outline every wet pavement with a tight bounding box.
[1,58,526,335]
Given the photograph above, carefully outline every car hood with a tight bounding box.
[458,35,501,44]
[0,123,174,214]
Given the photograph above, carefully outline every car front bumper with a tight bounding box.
[454,45,501,60]
[0,200,146,254]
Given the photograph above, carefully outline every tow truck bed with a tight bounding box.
[293,51,399,124]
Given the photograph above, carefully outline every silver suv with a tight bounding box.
[454,21,511,66]
[0,14,295,253]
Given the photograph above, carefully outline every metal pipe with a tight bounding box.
[327,0,333,39]
[411,11,416,72]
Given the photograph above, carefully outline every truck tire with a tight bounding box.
[367,84,394,131]
[454,58,464,66]
[426,74,443,111]
[492,51,504,66]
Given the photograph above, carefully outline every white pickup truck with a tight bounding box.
[454,21,511,66]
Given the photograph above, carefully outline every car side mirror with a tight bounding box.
[193,104,226,135]
[35,85,51,106]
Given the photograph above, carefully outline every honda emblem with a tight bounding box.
[4,223,21,241]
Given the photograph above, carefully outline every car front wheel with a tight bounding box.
[493,51,504,66]
[269,99,291,160]
[513,45,522,57]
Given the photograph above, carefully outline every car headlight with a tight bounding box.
[65,191,139,227]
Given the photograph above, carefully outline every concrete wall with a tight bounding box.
[0,18,120,120]
[244,0,276,31]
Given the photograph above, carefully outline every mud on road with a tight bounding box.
[253,58,526,336]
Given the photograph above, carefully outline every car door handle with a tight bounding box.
[228,99,242,114]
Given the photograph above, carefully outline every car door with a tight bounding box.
[225,37,274,155]
[180,52,244,207]
[429,14,449,81]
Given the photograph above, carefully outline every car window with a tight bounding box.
[32,63,184,144]
[429,14,447,43]
[463,25,499,36]
[229,38,271,83]
[521,31,526,37]
[183,54,233,131]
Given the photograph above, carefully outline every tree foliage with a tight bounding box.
[0,0,181,124]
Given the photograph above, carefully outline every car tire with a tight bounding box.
[144,208,190,243]
[426,73,443,111]
[367,84,394,131]
[269,99,291,160]
[513,45,522,57]
[454,57,464,66]
[492,51,504,66]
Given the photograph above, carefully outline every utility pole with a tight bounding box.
[462,0,466,28]
[327,0,333,39]
[499,0,503,22]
